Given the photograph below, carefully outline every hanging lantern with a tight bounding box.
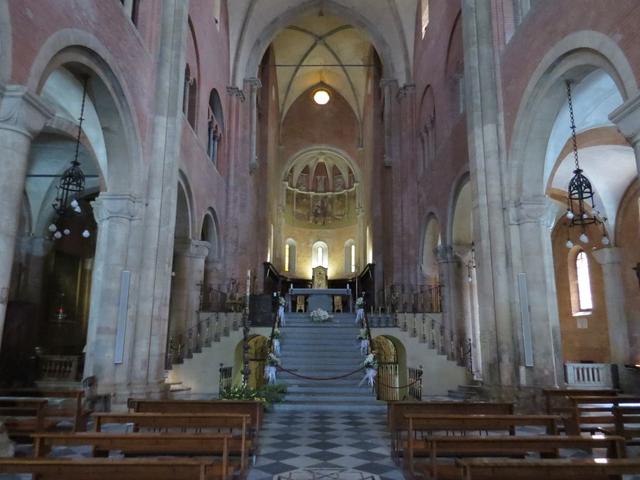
[50,76,89,237]
[563,81,608,248]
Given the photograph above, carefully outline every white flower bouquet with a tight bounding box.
[356,297,365,308]
[272,328,281,339]
[278,296,286,306]
[310,308,332,323]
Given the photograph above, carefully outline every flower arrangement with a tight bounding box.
[357,328,368,340]
[310,308,332,323]
[266,352,281,366]
[278,296,286,307]
[356,297,365,308]
[357,328,369,355]
[363,352,378,370]
[272,328,281,339]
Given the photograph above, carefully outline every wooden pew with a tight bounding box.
[387,401,514,462]
[457,457,640,480]
[542,388,617,415]
[0,388,88,432]
[127,399,264,434]
[92,412,251,469]
[406,435,625,480]
[565,395,640,435]
[404,414,562,466]
[606,406,640,445]
[31,432,240,478]
[0,458,230,480]
[0,399,53,438]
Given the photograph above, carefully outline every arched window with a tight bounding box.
[207,90,224,166]
[188,78,198,129]
[312,241,328,269]
[575,251,593,312]
[344,240,356,274]
[285,239,296,273]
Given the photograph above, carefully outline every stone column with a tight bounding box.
[380,79,396,167]
[462,0,516,386]
[169,239,209,358]
[437,245,461,359]
[246,77,261,174]
[509,198,564,387]
[0,85,53,346]
[592,247,630,365]
[83,194,140,395]
[129,0,190,396]
[610,93,640,221]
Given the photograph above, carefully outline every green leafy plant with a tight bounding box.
[219,383,287,408]
[258,383,287,405]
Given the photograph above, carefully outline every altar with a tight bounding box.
[288,288,353,313]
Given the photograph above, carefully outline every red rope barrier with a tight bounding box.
[277,365,365,381]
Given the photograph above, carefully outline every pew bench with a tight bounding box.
[387,401,514,462]
[542,389,617,416]
[0,400,56,438]
[127,399,263,434]
[92,412,252,468]
[31,432,246,477]
[403,414,562,464]
[0,458,230,480]
[565,395,640,435]
[599,406,640,446]
[456,457,640,480]
[405,435,625,480]
[0,388,88,432]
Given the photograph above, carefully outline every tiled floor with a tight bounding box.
[247,410,404,480]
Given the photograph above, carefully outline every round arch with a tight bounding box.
[201,208,222,261]
[282,146,362,184]
[176,172,195,240]
[447,172,472,247]
[27,29,143,196]
[420,213,441,280]
[234,0,407,88]
[508,31,637,204]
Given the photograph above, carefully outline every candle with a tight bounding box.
[246,270,251,297]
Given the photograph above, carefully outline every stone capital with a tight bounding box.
[591,247,623,266]
[0,84,54,138]
[610,91,640,146]
[244,77,262,90]
[510,197,562,228]
[174,239,210,259]
[226,86,245,102]
[396,84,416,102]
[436,244,457,264]
[91,194,141,224]
[379,78,398,90]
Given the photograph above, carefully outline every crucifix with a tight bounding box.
[634,263,640,288]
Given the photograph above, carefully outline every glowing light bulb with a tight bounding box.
[82,230,91,238]
[565,239,574,249]
[74,206,82,213]
[313,89,330,105]
[63,229,71,236]
[70,199,79,208]
[601,235,610,246]
[54,231,63,239]
[48,224,58,232]
[566,210,574,220]
[579,233,589,243]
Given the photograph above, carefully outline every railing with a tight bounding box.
[376,363,400,401]
[375,284,443,313]
[166,312,242,368]
[368,312,474,375]
[564,363,616,389]
[200,287,227,312]
[407,366,423,400]
[218,364,233,392]
[38,355,81,382]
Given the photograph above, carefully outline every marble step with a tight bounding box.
[272,402,385,413]
[285,385,373,395]
[284,393,375,402]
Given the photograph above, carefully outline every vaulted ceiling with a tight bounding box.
[272,15,372,121]
[227,0,418,88]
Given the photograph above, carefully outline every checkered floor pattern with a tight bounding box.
[247,411,404,480]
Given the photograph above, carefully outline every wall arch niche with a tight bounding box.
[450,178,480,377]
[201,209,222,311]
[508,33,638,380]
[3,44,142,385]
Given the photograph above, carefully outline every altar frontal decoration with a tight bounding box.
[310,308,332,323]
